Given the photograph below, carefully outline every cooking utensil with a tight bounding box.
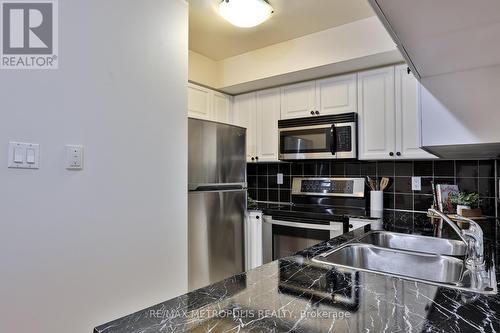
[380,177,389,191]
[367,176,377,191]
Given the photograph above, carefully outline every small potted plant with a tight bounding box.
[449,192,480,216]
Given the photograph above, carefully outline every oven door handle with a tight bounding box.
[330,124,337,155]
[263,217,343,231]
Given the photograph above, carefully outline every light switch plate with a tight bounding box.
[8,142,39,169]
[277,173,283,185]
[411,177,421,191]
[65,145,83,170]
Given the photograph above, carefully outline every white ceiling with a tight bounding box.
[374,0,500,78]
[189,0,375,60]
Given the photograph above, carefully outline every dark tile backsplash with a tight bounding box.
[248,159,499,221]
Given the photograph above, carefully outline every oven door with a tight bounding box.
[262,215,346,264]
[279,122,356,160]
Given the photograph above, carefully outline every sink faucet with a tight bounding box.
[428,208,490,291]
[428,209,484,267]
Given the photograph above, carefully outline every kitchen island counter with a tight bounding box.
[95,225,500,332]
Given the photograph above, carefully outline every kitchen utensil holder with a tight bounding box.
[370,190,383,218]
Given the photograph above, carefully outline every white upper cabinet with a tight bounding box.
[190,65,435,163]
[281,75,357,119]
[188,83,212,120]
[233,90,281,163]
[256,88,281,162]
[212,91,232,123]
[280,81,316,119]
[188,83,233,124]
[358,67,397,160]
[233,92,257,162]
[358,65,436,160]
[394,65,436,159]
[316,74,357,116]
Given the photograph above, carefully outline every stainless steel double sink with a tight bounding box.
[313,231,497,294]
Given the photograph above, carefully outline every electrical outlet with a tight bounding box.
[277,173,283,185]
[411,177,421,191]
[65,145,84,170]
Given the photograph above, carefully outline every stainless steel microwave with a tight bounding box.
[278,113,357,160]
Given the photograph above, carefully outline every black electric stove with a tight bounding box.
[258,177,373,263]
[258,177,370,222]
[258,203,369,222]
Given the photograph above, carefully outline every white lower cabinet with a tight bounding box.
[233,90,280,162]
[358,65,436,160]
[349,218,377,231]
[245,211,263,270]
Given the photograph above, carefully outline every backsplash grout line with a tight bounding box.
[250,159,499,223]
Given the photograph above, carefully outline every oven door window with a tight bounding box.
[280,127,332,154]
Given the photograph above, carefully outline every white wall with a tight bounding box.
[189,50,220,88]
[218,16,398,88]
[0,1,188,332]
[188,16,402,94]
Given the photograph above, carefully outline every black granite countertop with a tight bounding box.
[95,222,500,333]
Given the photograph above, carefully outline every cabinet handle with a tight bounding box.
[407,67,411,74]
[251,157,255,161]
[315,111,320,115]
[256,215,260,220]
[310,111,315,115]
[255,156,259,161]
[389,152,394,157]
[396,152,401,156]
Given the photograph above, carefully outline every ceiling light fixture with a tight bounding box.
[218,0,274,28]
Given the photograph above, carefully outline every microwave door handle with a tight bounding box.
[330,124,337,155]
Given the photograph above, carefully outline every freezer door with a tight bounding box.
[189,118,246,189]
[188,189,246,291]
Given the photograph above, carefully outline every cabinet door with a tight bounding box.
[280,81,316,119]
[212,91,232,124]
[233,93,257,162]
[245,211,263,270]
[256,88,281,162]
[358,67,396,160]
[395,65,437,159]
[188,83,212,120]
[316,74,357,116]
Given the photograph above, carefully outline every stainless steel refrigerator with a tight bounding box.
[188,118,247,291]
